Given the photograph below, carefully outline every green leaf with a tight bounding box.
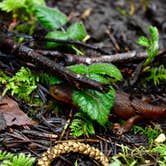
[88,73,110,83]
[0,0,26,12]
[67,64,88,74]
[46,22,87,48]
[0,67,38,101]
[88,63,123,81]
[72,88,115,125]
[149,26,159,43]
[67,22,87,40]
[147,65,166,85]
[70,112,95,137]
[68,63,122,83]
[108,159,121,166]
[136,25,159,67]
[46,31,69,47]
[34,4,68,30]
[0,151,35,166]
[136,36,149,47]
[29,0,46,6]
[49,76,62,85]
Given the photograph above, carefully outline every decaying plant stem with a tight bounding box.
[0,38,107,92]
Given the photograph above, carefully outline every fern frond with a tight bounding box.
[0,150,13,160]
[147,65,166,85]
[70,112,95,137]
[0,151,35,166]
[11,153,35,166]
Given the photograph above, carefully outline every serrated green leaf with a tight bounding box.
[72,88,115,125]
[67,22,87,40]
[46,31,69,47]
[0,0,26,12]
[68,63,122,83]
[88,63,123,81]
[34,4,68,30]
[88,73,110,83]
[136,36,149,47]
[46,22,87,48]
[67,64,88,74]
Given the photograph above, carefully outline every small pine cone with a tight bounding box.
[37,141,109,166]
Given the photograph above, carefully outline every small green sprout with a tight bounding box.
[137,25,159,66]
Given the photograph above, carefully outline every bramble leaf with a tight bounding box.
[34,4,68,30]
[88,63,122,81]
[67,22,87,40]
[72,88,115,125]
[68,63,122,83]
[88,73,110,83]
[67,64,88,74]
[46,22,87,48]
[46,31,69,47]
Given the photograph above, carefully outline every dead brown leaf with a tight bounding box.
[0,95,34,131]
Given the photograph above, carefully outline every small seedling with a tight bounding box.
[34,3,88,50]
[137,25,166,85]
[137,25,159,67]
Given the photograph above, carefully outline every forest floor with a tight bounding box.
[0,0,166,165]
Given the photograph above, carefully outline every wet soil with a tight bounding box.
[50,0,166,52]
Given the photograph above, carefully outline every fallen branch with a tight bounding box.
[0,38,108,92]
[36,49,166,65]
[64,50,166,65]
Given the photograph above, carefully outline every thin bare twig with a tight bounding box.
[37,49,166,65]
[64,50,166,65]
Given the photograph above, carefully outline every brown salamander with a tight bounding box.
[49,85,166,135]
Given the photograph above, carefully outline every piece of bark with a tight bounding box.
[0,95,34,131]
